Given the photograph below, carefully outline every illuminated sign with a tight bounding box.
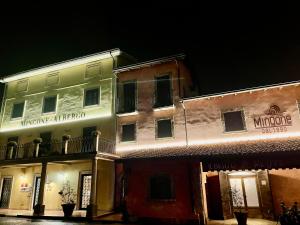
[253,105,292,133]
[21,112,86,127]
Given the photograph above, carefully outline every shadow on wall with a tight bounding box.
[269,169,300,217]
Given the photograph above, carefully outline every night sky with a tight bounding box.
[1,4,300,95]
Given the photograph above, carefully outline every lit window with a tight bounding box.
[11,102,25,119]
[84,88,99,106]
[118,81,136,113]
[156,119,173,138]
[223,110,246,132]
[43,96,57,113]
[121,124,136,142]
[150,175,174,200]
[154,75,172,108]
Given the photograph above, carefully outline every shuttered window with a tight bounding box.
[154,75,172,107]
[118,81,136,113]
[223,110,246,132]
[156,119,173,138]
[121,124,136,142]
[11,102,25,119]
[43,96,57,113]
[84,88,99,106]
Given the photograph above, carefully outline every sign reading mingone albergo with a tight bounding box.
[21,112,86,127]
[253,105,292,133]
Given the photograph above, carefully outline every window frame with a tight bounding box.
[153,73,173,108]
[120,123,137,143]
[10,101,26,120]
[83,87,101,108]
[118,80,138,114]
[155,117,174,139]
[221,108,247,133]
[42,95,58,115]
[148,174,175,201]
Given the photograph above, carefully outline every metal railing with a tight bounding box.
[0,135,115,161]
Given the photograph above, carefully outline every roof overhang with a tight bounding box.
[0,49,121,83]
[113,53,185,73]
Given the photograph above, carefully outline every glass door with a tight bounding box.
[0,177,13,208]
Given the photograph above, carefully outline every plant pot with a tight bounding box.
[234,212,248,225]
[61,203,76,217]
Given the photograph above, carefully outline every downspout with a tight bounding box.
[180,100,188,147]
[109,51,118,146]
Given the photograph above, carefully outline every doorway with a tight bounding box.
[32,176,41,209]
[79,173,92,209]
[0,177,13,208]
[82,127,96,152]
[229,172,261,218]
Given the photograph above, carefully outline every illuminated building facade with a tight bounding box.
[0,49,134,217]
[114,55,300,224]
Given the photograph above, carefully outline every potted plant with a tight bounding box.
[230,186,248,225]
[58,180,77,217]
[279,202,300,225]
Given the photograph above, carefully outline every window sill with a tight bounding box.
[117,111,139,117]
[83,104,100,109]
[153,105,175,112]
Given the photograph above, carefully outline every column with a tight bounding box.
[33,162,47,216]
[87,157,98,218]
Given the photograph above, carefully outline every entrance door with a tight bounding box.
[82,127,96,152]
[229,176,261,218]
[32,176,41,208]
[0,177,13,208]
[79,174,92,209]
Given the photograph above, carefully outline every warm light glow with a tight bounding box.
[0,113,112,133]
[228,171,255,176]
[20,175,26,180]
[1,49,121,83]
[188,131,300,146]
[116,131,300,153]
[153,105,175,112]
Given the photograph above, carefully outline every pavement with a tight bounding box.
[208,218,277,225]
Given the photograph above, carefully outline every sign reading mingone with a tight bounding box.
[21,112,86,127]
[253,105,292,133]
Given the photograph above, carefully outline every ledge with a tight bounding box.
[116,111,139,117]
[153,105,175,112]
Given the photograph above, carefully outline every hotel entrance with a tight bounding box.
[228,172,261,218]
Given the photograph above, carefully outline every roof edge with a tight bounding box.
[113,53,185,73]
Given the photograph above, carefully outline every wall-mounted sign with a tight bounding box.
[21,112,86,127]
[20,183,32,192]
[253,105,292,133]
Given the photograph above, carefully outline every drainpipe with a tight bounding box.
[180,100,188,147]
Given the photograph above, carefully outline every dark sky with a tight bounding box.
[1,4,300,95]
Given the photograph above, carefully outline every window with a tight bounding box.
[154,75,172,107]
[85,62,101,79]
[11,102,25,119]
[84,88,99,107]
[118,81,136,113]
[121,124,136,142]
[39,132,52,156]
[43,96,57,113]
[156,119,173,138]
[149,175,174,200]
[223,110,246,132]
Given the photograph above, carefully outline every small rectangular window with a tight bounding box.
[154,75,172,108]
[121,124,136,142]
[150,175,174,200]
[11,102,25,119]
[223,110,246,132]
[43,96,57,113]
[118,81,136,113]
[84,88,99,107]
[156,119,173,138]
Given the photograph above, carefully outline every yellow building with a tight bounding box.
[0,49,133,218]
